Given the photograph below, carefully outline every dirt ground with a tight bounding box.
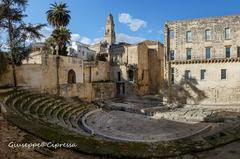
[0,112,240,159]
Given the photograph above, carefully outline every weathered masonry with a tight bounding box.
[164,15,240,105]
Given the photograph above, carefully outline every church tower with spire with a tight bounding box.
[104,13,116,45]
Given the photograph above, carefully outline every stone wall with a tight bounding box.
[109,41,164,96]
[148,49,161,94]
[83,61,110,83]
[59,82,116,101]
[136,43,149,95]
[0,64,43,88]
[172,62,240,105]
[165,15,240,61]
[0,53,115,101]
[0,54,84,92]
[164,15,240,105]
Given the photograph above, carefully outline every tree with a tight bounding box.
[51,27,71,56]
[46,2,71,28]
[44,36,56,54]
[0,0,45,86]
[46,2,71,55]
[46,2,71,95]
[0,52,9,80]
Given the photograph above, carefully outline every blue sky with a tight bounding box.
[10,0,240,44]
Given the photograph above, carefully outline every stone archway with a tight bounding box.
[68,69,76,84]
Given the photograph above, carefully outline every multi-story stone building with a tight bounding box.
[109,41,164,96]
[164,15,240,105]
[94,14,165,96]
[88,13,164,96]
[68,42,96,61]
[1,13,164,101]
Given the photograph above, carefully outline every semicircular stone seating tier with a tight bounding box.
[1,88,240,159]
[1,88,97,133]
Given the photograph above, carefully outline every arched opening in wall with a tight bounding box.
[68,69,76,84]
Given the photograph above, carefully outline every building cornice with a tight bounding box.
[169,58,240,65]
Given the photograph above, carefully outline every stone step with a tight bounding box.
[31,96,59,115]
[69,107,88,129]
[5,101,36,121]
[50,105,79,128]
[0,88,16,99]
[6,91,30,112]
[41,100,65,118]
[12,93,34,117]
[5,90,28,106]
[21,93,44,111]
[55,105,75,122]
[28,95,48,114]
[6,92,37,121]
[21,93,46,111]
[3,89,96,135]
[68,106,86,117]
[35,98,59,115]
[18,93,41,110]
[71,108,90,129]
[52,103,80,117]
[0,87,14,92]
[4,93,29,116]
[47,103,69,120]
[74,107,96,130]
[61,106,85,127]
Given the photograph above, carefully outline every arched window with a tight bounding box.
[68,69,76,84]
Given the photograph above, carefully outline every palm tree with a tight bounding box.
[46,2,71,28]
[46,2,71,95]
[51,27,71,56]
[46,1,71,54]
[0,0,45,86]
[51,27,71,95]
[46,2,71,54]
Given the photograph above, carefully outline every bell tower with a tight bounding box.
[104,13,116,45]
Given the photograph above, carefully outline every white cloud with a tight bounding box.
[92,37,103,44]
[80,37,91,44]
[119,13,132,23]
[71,33,144,45]
[37,26,145,45]
[116,33,145,44]
[39,28,102,45]
[119,13,147,32]
[71,33,81,42]
[71,33,103,45]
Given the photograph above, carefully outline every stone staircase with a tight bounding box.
[0,88,97,134]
